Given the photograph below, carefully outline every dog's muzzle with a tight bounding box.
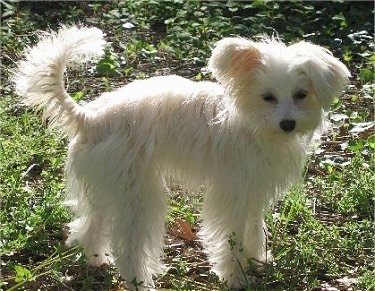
[279,119,296,132]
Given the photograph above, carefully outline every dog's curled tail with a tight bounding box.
[14,25,106,137]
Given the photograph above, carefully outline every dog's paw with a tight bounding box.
[265,250,274,264]
[122,279,156,291]
[86,252,114,267]
[250,249,274,266]
[225,271,252,290]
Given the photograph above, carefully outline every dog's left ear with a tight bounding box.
[208,37,263,88]
[289,42,351,110]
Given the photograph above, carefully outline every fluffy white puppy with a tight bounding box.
[14,26,350,290]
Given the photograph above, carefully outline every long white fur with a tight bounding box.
[14,26,350,290]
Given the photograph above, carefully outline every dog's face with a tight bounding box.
[208,38,350,138]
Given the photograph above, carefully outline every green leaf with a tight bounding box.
[367,135,375,149]
[72,91,85,101]
[348,139,364,152]
[252,0,267,8]
[96,48,123,77]
[14,265,35,283]
[359,68,374,83]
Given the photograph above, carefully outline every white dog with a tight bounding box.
[14,26,350,290]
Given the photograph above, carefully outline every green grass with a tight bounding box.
[1,1,374,290]
[267,155,374,290]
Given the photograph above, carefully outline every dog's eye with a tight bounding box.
[262,93,277,103]
[294,90,308,100]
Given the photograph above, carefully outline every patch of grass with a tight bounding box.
[1,1,374,290]
[268,170,373,289]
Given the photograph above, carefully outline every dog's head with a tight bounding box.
[208,37,350,138]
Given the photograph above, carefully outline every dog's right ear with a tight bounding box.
[208,38,262,87]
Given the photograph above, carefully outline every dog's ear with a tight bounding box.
[289,42,351,110]
[208,38,262,87]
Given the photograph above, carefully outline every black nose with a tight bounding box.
[279,119,296,132]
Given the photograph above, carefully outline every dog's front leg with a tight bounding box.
[199,183,265,289]
[242,216,273,266]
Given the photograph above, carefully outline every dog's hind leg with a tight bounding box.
[110,168,168,290]
[66,206,112,266]
[65,165,114,266]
